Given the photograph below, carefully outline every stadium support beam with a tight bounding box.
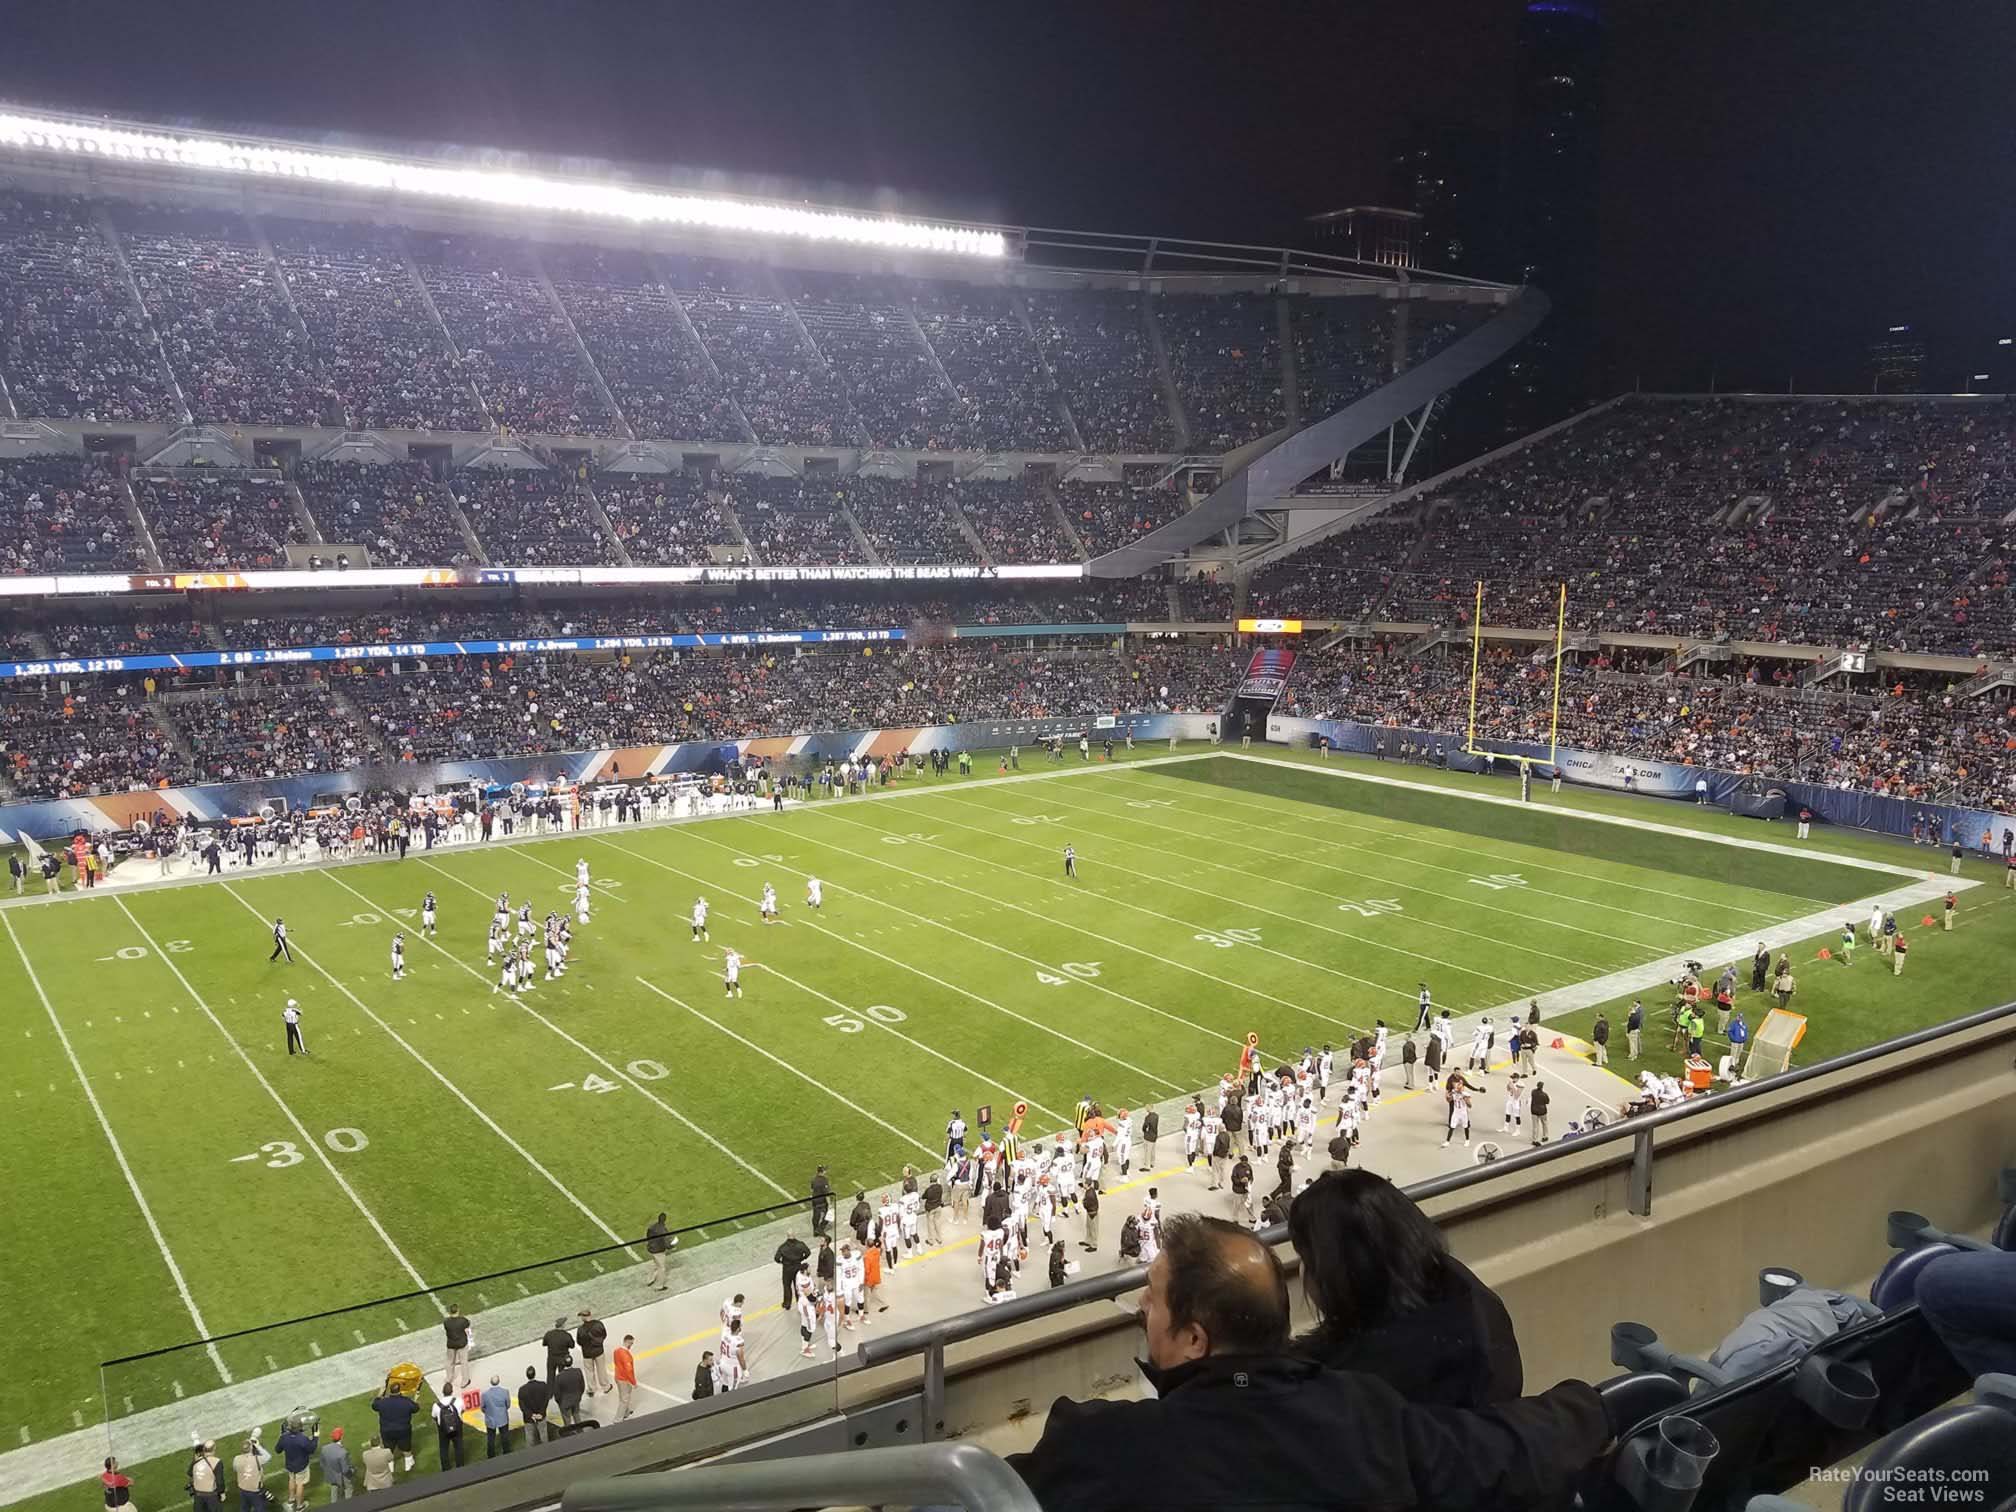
[1087,288,1550,577]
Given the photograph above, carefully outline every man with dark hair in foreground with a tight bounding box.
[1008,1214,1609,1512]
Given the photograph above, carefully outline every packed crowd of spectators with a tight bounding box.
[267,218,487,432]
[840,475,974,563]
[0,193,177,422]
[1292,299,1388,421]
[1025,291,1177,453]
[783,273,956,449]
[1162,294,1286,449]
[1249,515,1424,620]
[548,245,745,442]
[452,469,621,566]
[596,472,738,565]
[1323,397,2016,655]
[117,203,333,426]
[954,478,1079,563]
[0,677,189,798]
[1298,639,2016,810]
[1058,477,1189,556]
[0,455,146,573]
[722,476,865,565]
[294,459,475,566]
[912,284,1070,451]
[42,612,210,658]
[177,675,374,781]
[666,255,857,446]
[412,234,616,437]
[134,473,303,571]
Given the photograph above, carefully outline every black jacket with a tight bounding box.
[983,1188,1011,1231]
[1530,1086,1551,1118]
[1008,1353,1604,1512]
[1211,1131,1231,1160]
[1141,1111,1159,1141]
[775,1237,810,1271]
[575,1319,607,1359]
[693,1364,715,1398]
[816,1245,836,1283]
[552,1366,586,1412]
[1592,1019,1609,1045]
[923,1181,944,1211]
[848,1199,872,1240]
[517,1378,550,1419]
[1293,1257,1524,1409]
[1222,1098,1243,1132]
[542,1326,574,1365]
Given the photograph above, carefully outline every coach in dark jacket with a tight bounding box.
[1009,1214,1603,1512]
[551,1360,587,1427]
[775,1234,810,1307]
[541,1318,574,1379]
[516,1368,551,1445]
[1288,1170,1523,1408]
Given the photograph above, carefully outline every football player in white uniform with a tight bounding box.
[390,932,406,981]
[722,949,744,999]
[805,877,823,910]
[691,896,710,942]
[420,891,437,938]
[759,883,778,924]
[574,883,591,925]
[837,1243,866,1329]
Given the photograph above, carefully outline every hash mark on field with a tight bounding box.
[394,1317,409,1333]
[477,1292,491,1307]
[71,1411,82,1429]
[590,1259,604,1273]
[516,1282,531,1297]
[265,1356,279,1373]
[172,1381,184,1400]
[121,1396,133,1414]
[309,1341,323,1358]
[554,1269,569,1284]
[16,1427,27,1445]
[353,1330,368,1346]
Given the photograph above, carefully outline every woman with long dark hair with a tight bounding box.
[1286,1169,1522,1407]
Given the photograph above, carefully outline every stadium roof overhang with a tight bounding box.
[1087,288,1553,577]
[0,103,1513,294]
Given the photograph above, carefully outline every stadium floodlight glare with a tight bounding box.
[2001,338,2013,346]
[0,108,1009,258]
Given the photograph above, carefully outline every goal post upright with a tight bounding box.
[1465,579,1484,756]
[1548,581,1567,764]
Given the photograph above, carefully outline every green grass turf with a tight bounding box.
[4,743,2006,1509]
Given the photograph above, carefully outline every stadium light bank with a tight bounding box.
[0,107,1009,258]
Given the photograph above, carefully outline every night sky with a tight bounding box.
[3,0,2010,398]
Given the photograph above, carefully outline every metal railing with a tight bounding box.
[860,999,2016,1439]
[563,1444,1040,1512]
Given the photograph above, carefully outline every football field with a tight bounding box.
[0,746,1947,1485]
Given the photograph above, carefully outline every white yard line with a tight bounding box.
[0,912,233,1387]
[111,898,438,1301]
[1217,753,1929,880]
[1014,780,1686,959]
[933,784,1616,978]
[586,833,1077,1127]
[632,978,945,1162]
[803,802,1393,1027]
[218,883,641,1251]
[1106,770,1806,936]
[714,814,1371,1039]
[329,869,793,1201]
[595,832,1194,1091]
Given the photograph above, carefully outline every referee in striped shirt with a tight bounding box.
[269,915,293,963]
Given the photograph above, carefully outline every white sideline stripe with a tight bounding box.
[1030,778,1688,956]
[0,912,232,1387]
[799,804,1380,1032]
[343,868,793,1200]
[1469,874,1979,1026]
[111,898,438,1302]
[218,883,641,1250]
[588,836,1076,1127]
[633,979,943,1162]
[930,784,1582,986]
[597,832,1193,1090]
[1218,752,1930,879]
[1106,769,1811,935]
